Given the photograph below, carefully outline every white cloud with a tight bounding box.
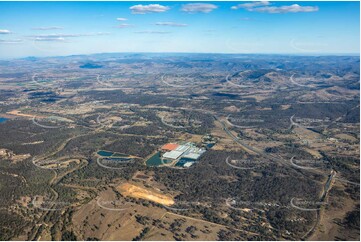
[0,29,11,34]
[0,39,22,44]
[231,1,270,10]
[116,18,128,21]
[231,2,319,14]
[32,26,64,30]
[29,34,80,39]
[29,34,74,42]
[130,4,170,14]
[28,32,111,41]
[116,24,134,28]
[155,22,187,27]
[134,30,170,34]
[251,4,319,13]
[181,3,218,13]
[34,37,66,42]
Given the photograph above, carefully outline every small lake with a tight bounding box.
[0,117,8,123]
[146,152,163,166]
[97,150,113,156]
[97,150,128,157]
[206,143,215,149]
[176,158,195,167]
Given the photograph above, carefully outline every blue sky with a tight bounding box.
[0,1,359,58]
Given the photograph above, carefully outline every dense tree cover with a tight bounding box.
[343,206,360,229]
[61,231,77,241]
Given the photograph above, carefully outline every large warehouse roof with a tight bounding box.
[163,150,183,160]
[183,153,201,160]
[175,145,191,152]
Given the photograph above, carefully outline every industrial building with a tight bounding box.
[162,150,183,160]
[159,142,206,168]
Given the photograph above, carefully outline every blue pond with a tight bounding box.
[97,150,128,157]
[97,150,114,157]
[206,143,215,149]
[0,117,8,123]
[146,152,163,166]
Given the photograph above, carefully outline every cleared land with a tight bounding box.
[117,183,175,206]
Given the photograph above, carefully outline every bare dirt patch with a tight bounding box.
[117,183,174,206]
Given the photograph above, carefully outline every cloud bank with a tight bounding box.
[181,3,218,13]
[231,1,270,10]
[251,4,319,13]
[32,27,64,30]
[231,2,318,13]
[130,4,170,14]
[0,29,11,34]
[0,39,22,44]
[29,32,110,41]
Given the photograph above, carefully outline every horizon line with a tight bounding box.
[2,51,360,60]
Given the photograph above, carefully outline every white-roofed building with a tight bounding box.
[182,147,206,160]
[175,145,191,153]
[183,162,194,168]
[162,150,183,160]
[183,153,201,160]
